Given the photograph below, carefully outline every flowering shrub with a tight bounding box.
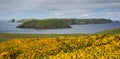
[0,34,120,59]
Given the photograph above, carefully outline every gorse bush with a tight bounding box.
[0,34,120,59]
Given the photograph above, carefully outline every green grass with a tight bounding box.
[18,18,113,24]
[95,27,120,35]
[17,20,71,29]
[0,33,86,42]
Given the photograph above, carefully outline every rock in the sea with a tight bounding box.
[11,19,15,22]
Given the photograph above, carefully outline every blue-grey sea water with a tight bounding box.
[0,20,120,34]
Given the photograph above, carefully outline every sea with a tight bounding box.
[0,20,120,34]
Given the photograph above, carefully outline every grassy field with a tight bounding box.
[0,33,86,42]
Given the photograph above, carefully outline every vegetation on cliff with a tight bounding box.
[18,18,112,24]
[17,19,71,29]
[43,18,112,25]
[17,18,112,29]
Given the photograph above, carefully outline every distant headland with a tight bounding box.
[17,18,113,29]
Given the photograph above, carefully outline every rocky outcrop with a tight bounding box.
[11,19,15,22]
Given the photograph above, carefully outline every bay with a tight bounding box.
[0,20,120,34]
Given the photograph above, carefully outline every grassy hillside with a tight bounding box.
[0,33,85,42]
[17,20,71,29]
[52,18,112,25]
[96,27,120,35]
[18,18,113,25]
[0,34,120,59]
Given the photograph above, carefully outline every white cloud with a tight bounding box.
[82,14,89,17]
[0,0,120,20]
[0,0,120,12]
[53,12,62,16]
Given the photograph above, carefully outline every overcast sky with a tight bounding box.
[0,0,120,20]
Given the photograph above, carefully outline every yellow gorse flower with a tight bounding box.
[0,34,120,59]
[0,52,10,59]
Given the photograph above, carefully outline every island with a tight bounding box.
[17,18,113,29]
[17,19,71,29]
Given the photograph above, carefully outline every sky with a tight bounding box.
[0,0,120,21]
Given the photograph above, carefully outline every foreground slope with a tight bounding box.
[96,27,120,35]
[0,34,120,59]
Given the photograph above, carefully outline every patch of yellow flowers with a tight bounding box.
[0,34,120,59]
